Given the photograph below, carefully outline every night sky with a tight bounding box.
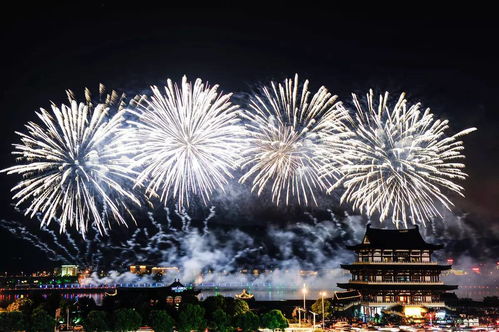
[0,5,498,272]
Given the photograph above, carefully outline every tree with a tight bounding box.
[178,303,206,332]
[0,311,26,332]
[230,299,250,317]
[212,308,230,332]
[102,294,120,312]
[30,308,55,332]
[45,293,63,315]
[483,296,499,306]
[6,297,33,314]
[234,311,259,332]
[261,309,288,330]
[149,310,175,332]
[84,310,109,332]
[311,298,332,318]
[76,296,97,318]
[114,308,142,332]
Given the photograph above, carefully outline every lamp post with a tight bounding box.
[310,311,318,329]
[302,284,307,325]
[321,291,327,329]
[66,307,70,330]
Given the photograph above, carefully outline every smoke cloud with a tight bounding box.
[1,206,497,300]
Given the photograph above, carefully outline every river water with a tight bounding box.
[1,287,497,306]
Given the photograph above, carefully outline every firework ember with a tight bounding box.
[240,74,351,205]
[2,85,141,236]
[127,76,244,208]
[338,90,476,227]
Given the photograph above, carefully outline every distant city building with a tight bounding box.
[129,265,179,275]
[152,266,179,275]
[338,224,457,320]
[0,274,79,289]
[299,270,318,277]
[130,265,151,274]
[60,265,78,277]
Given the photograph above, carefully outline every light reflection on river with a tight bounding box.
[1,288,496,306]
[198,289,306,301]
[0,289,306,306]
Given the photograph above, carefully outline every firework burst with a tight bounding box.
[240,74,352,205]
[127,76,244,207]
[2,85,141,236]
[338,90,476,227]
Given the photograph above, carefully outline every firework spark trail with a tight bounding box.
[33,211,83,261]
[127,76,245,208]
[142,207,216,257]
[6,208,496,293]
[33,212,77,260]
[65,231,81,257]
[337,90,476,227]
[42,225,78,262]
[87,225,103,268]
[223,246,264,270]
[0,219,64,262]
[240,74,352,206]
[164,207,175,231]
[1,86,141,236]
[2,208,356,278]
[203,206,215,236]
[175,208,192,232]
[148,211,163,232]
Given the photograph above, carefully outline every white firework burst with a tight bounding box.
[127,76,244,207]
[240,74,352,205]
[2,85,141,236]
[339,90,476,227]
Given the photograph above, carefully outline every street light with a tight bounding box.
[297,307,306,328]
[309,310,318,328]
[320,291,327,329]
[302,284,307,324]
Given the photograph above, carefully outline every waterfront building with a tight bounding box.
[61,265,78,277]
[338,224,457,319]
[129,265,179,275]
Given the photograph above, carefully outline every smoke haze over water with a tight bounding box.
[1,206,497,300]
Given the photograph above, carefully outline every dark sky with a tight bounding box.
[0,5,498,272]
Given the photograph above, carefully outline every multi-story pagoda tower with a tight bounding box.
[338,224,457,318]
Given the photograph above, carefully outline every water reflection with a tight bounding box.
[1,288,496,305]
[0,292,105,306]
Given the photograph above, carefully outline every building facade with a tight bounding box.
[129,265,179,275]
[338,224,457,319]
[60,265,78,277]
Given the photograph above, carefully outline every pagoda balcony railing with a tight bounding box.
[362,301,446,307]
[348,280,444,285]
[353,261,438,265]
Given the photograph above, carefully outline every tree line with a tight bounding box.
[0,293,289,332]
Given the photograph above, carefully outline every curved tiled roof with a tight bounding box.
[346,224,443,250]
